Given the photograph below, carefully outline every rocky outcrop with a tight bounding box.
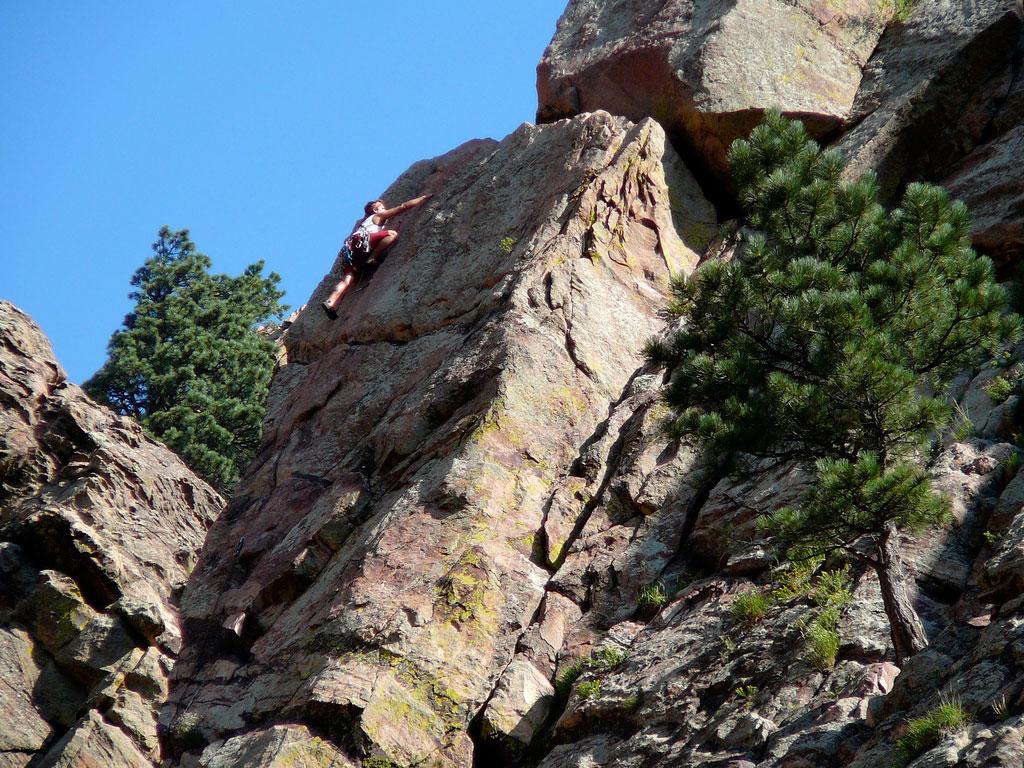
[0,301,222,767]
[159,2,1024,763]
[836,1,1022,199]
[537,0,891,185]
[163,112,716,767]
[9,1,1024,766]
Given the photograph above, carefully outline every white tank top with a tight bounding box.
[359,214,383,235]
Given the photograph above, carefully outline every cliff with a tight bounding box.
[5,1,1024,766]
[0,300,222,766]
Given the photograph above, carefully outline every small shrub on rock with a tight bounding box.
[637,581,668,616]
[896,694,971,765]
[805,606,842,671]
[985,375,1016,403]
[731,591,771,626]
[554,660,587,702]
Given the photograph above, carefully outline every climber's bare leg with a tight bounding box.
[322,271,355,318]
[367,230,398,263]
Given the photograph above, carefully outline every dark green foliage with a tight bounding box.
[649,112,1018,655]
[86,227,286,493]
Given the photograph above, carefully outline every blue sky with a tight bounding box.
[1,2,565,383]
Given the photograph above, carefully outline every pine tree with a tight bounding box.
[86,226,287,493]
[648,112,1019,663]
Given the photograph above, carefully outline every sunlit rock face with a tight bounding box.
[537,0,891,186]
[0,300,222,768]
[163,111,715,767]
[14,0,1024,766]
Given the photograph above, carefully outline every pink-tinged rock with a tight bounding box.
[942,125,1024,267]
[35,710,152,768]
[481,657,556,747]
[835,0,1022,198]
[857,662,900,697]
[545,372,702,631]
[0,301,222,767]
[0,629,53,758]
[991,463,1024,532]
[691,461,807,569]
[538,0,890,184]
[167,112,715,765]
[195,725,355,767]
[983,497,1024,600]
[908,440,1014,598]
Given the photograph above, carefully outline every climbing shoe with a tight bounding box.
[321,301,337,320]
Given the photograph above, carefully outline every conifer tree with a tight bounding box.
[86,226,287,493]
[648,113,1019,663]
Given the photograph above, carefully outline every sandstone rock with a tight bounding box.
[690,461,807,569]
[166,112,715,766]
[36,710,152,768]
[55,614,139,685]
[19,569,96,655]
[943,124,1024,267]
[0,301,222,766]
[481,657,556,747]
[0,628,53,756]
[952,359,1022,442]
[835,0,1023,198]
[195,725,355,767]
[982,500,1024,599]
[908,440,1013,601]
[538,0,890,184]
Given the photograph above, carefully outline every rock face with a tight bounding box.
[163,112,715,767]
[837,1,1022,200]
[11,1,1024,766]
[160,2,1024,765]
[0,301,222,767]
[537,0,891,184]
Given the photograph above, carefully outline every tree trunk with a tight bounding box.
[874,522,929,665]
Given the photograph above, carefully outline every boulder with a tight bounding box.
[480,657,556,747]
[942,124,1024,268]
[538,0,891,185]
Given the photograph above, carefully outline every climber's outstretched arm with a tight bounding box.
[376,194,432,223]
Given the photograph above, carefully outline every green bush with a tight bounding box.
[554,645,627,703]
[554,660,586,701]
[986,375,1015,403]
[896,695,972,765]
[592,645,626,668]
[731,591,771,625]
[1004,451,1022,480]
[884,0,919,22]
[811,567,852,608]
[771,559,821,602]
[637,581,668,615]
[735,684,758,707]
[577,680,601,699]
[498,236,517,254]
[805,607,842,670]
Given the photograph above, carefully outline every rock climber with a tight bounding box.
[321,194,432,319]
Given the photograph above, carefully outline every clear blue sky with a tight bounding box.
[1,2,565,383]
